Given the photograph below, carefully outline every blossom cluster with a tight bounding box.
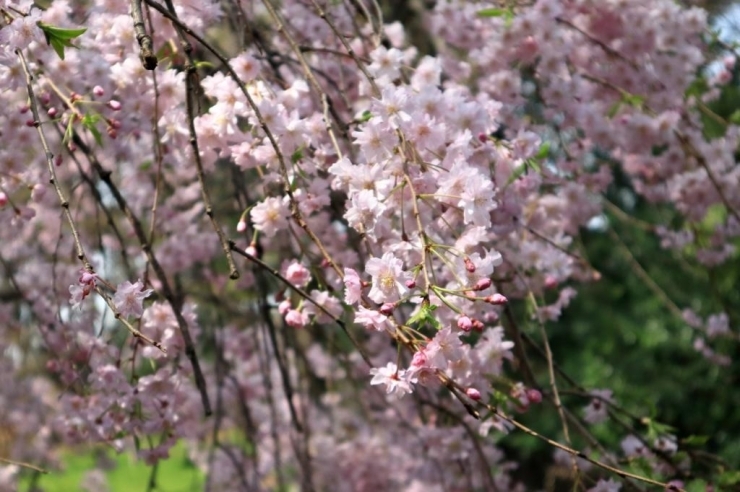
[0,0,735,490]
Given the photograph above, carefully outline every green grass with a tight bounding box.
[19,441,204,492]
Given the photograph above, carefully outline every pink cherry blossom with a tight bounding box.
[365,252,412,304]
[113,280,153,318]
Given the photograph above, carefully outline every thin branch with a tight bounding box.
[131,0,158,69]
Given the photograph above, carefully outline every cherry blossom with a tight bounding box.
[113,280,153,318]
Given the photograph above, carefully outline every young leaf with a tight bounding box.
[37,22,87,60]
[81,114,103,146]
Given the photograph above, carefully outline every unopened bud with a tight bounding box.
[379,303,395,316]
[0,192,7,208]
[466,387,481,400]
[245,243,257,257]
[457,316,473,332]
[526,388,542,404]
[464,256,476,273]
[47,107,58,118]
[486,293,508,305]
[474,278,492,291]
[405,279,416,289]
[544,275,558,289]
[93,85,105,97]
[472,318,485,331]
[278,299,291,315]
[108,100,122,111]
[236,219,247,232]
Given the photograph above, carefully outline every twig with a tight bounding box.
[0,456,48,474]
[131,0,158,69]
[161,0,240,281]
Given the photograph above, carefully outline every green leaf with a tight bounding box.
[622,93,645,110]
[477,8,507,17]
[291,148,304,164]
[719,470,740,486]
[194,60,215,70]
[407,302,441,330]
[476,7,514,24]
[606,101,622,119]
[685,479,708,492]
[37,22,86,60]
[534,141,551,160]
[37,22,87,40]
[358,110,372,123]
[81,114,102,146]
[681,435,710,446]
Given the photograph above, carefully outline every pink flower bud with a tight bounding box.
[0,192,7,207]
[379,303,395,316]
[278,299,291,315]
[405,279,416,289]
[472,318,485,331]
[19,105,30,114]
[464,256,476,272]
[245,243,257,257]
[25,119,36,127]
[79,271,97,285]
[544,275,558,289]
[474,278,492,291]
[108,100,122,111]
[526,388,542,404]
[93,85,105,97]
[457,316,473,332]
[47,107,58,117]
[54,155,63,167]
[236,219,247,232]
[39,93,51,105]
[486,293,508,305]
[466,388,481,400]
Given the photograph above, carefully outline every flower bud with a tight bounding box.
[544,275,558,289]
[93,85,105,97]
[278,299,291,315]
[466,387,481,400]
[236,219,247,232]
[526,388,542,404]
[464,256,476,273]
[0,192,7,208]
[405,279,416,289]
[474,278,492,291]
[457,316,473,332]
[108,100,122,111]
[486,293,508,305]
[47,107,58,117]
[379,303,395,316]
